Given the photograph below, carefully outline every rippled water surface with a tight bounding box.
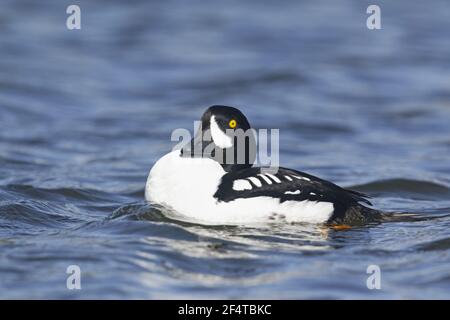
[1,0,449,299]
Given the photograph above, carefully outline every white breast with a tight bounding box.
[145,151,334,225]
[145,150,225,216]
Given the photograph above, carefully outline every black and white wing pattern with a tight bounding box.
[214,167,372,218]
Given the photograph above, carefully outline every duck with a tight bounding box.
[145,105,382,225]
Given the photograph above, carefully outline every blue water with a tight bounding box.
[0,0,449,299]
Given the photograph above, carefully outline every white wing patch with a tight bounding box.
[247,176,262,187]
[292,175,311,181]
[284,175,293,181]
[210,115,233,148]
[232,179,253,191]
[266,173,281,183]
[285,190,301,195]
[257,174,272,185]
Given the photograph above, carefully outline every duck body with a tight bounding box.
[145,105,381,225]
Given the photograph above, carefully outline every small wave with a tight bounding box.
[0,199,81,231]
[350,179,450,199]
[415,237,450,252]
[2,184,124,203]
[0,154,51,167]
[108,202,205,228]
[285,121,354,135]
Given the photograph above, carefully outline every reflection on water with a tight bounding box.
[0,0,450,298]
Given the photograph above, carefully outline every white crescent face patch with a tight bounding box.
[210,115,233,149]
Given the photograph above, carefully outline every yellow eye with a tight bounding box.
[229,119,237,128]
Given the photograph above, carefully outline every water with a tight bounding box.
[1,0,449,299]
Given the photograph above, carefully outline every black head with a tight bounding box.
[181,105,256,172]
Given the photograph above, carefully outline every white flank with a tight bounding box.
[210,115,233,148]
[233,179,252,191]
[285,190,301,195]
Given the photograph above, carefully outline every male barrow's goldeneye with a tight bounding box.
[145,105,382,225]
